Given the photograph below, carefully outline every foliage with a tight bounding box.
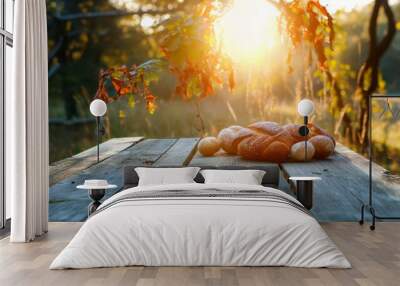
[157,0,335,96]
[314,3,397,147]
[95,0,334,110]
[278,0,334,71]
[314,18,357,126]
[158,1,235,98]
[95,59,166,114]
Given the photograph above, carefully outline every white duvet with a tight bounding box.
[50,183,351,269]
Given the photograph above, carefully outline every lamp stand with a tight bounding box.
[298,116,309,160]
[96,116,100,163]
[304,116,308,160]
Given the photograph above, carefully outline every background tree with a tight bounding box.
[322,0,396,150]
[356,0,396,150]
[47,0,199,119]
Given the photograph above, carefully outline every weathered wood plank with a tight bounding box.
[335,143,400,197]
[49,137,143,186]
[281,158,362,221]
[154,138,200,167]
[49,139,178,222]
[281,143,400,221]
[189,150,241,166]
[189,150,277,167]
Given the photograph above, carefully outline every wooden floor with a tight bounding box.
[1,222,399,286]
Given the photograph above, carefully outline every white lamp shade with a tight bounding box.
[297,99,315,117]
[90,99,107,117]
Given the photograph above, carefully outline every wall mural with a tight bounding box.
[46,0,400,227]
[47,0,398,168]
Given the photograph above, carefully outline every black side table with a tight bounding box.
[289,177,321,210]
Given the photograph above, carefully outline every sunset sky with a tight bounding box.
[216,0,378,61]
[113,0,394,62]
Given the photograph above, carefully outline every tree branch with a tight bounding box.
[357,0,381,91]
[376,0,396,60]
[52,0,279,22]
[54,9,179,21]
[366,0,396,94]
[355,0,397,147]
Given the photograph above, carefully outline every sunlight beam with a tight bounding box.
[215,0,279,63]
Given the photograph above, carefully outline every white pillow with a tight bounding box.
[200,169,266,185]
[135,167,200,186]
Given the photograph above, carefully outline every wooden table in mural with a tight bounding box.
[49,137,400,222]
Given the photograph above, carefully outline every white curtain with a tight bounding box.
[8,0,49,242]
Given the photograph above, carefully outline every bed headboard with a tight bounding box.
[123,165,280,189]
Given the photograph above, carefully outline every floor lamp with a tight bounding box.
[90,99,107,163]
[359,94,400,230]
[297,99,315,160]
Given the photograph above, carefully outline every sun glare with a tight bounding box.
[216,0,279,63]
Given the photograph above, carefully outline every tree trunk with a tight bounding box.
[356,0,396,151]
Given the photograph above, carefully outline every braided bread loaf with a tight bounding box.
[238,133,292,162]
[237,122,294,162]
[217,125,255,154]
[216,121,335,162]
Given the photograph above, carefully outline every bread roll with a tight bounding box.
[290,141,315,161]
[198,137,221,156]
[309,135,335,159]
[309,123,336,146]
[217,126,254,154]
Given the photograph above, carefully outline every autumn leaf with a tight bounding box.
[94,60,162,113]
[158,0,235,99]
[279,0,334,70]
[111,78,131,96]
[144,89,157,114]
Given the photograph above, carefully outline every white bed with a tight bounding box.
[50,183,351,269]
